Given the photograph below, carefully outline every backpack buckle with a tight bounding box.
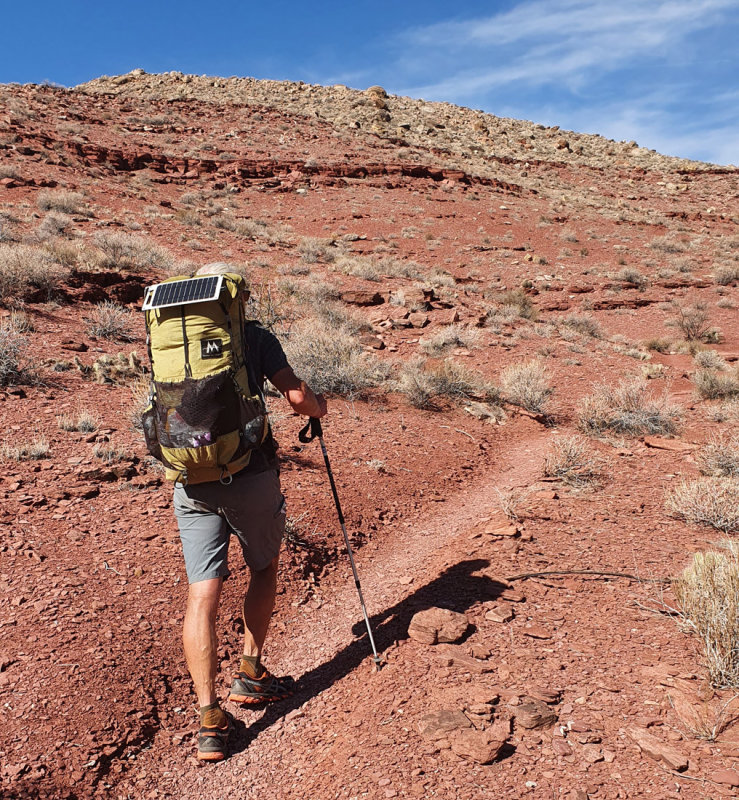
[219,469,233,486]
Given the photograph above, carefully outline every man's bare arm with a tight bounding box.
[270,366,327,418]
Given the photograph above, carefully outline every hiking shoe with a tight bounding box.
[197,711,233,762]
[228,668,295,705]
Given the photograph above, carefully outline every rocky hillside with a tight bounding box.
[1,73,738,799]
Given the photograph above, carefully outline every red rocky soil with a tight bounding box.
[1,74,738,799]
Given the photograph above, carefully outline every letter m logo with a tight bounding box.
[200,338,223,359]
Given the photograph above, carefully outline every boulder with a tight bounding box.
[418,709,471,740]
[408,311,429,328]
[450,721,509,764]
[408,607,469,645]
[513,699,558,729]
[340,290,386,306]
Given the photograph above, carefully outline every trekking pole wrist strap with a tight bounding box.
[299,416,323,443]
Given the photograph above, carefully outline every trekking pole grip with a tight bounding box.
[298,416,323,443]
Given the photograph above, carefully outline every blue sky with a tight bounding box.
[2,1,737,164]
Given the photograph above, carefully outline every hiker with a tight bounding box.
[142,262,326,761]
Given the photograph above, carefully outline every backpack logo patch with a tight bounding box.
[200,338,223,359]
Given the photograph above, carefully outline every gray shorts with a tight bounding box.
[173,468,286,583]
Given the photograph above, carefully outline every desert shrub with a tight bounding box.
[93,232,173,272]
[0,324,26,385]
[244,283,294,333]
[578,378,681,436]
[694,350,727,370]
[175,208,202,227]
[336,255,382,282]
[86,301,134,341]
[420,325,478,356]
[0,214,18,243]
[399,359,499,409]
[500,360,551,413]
[543,435,603,486]
[377,257,423,279]
[298,237,337,264]
[559,313,602,338]
[692,368,739,400]
[0,243,65,303]
[696,433,739,478]
[0,437,49,460]
[643,338,672,354]
[36,190,88,215]
[714,265,739,286]
[615,267,648,289]
[707,398,739,424]
[666,478,739,533]
[673,541,739,688]
[35,212,73,242]
[283,318,389,396]
[669,302,719,343]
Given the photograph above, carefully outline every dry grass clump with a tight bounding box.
[492,289,537,320]
[673,541,739,688]
[543,435,603,487]
[696,433,739,478]
[36,190,88,215]
[83,352,144,385]
[643,337,673,354]
[666,478,739,533]
[57,408,100,433]
[500,360,551,413]
[0,437,50,461]
[283,318,389,397]
[559,313,602,338]
[420,325,478,356]
[93,443,129,463]
[85,301,134,341]
[0,243,65,303]
[692,368,739,400]
[649,234,686,254]
[578,378,681,436]
[399,359,499,410]
[93,232,173,272]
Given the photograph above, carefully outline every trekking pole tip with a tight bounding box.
[372,655,384,672]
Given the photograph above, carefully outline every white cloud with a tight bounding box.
[397,0,738,100]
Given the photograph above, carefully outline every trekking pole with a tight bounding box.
[299,416,383,671]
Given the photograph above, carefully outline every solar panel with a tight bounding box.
[142,275,223,311]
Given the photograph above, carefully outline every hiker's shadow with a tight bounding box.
[229,558,504,756]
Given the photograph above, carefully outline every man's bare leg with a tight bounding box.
[183,577,223,707]
[242,554,279,660]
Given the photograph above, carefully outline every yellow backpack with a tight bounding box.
[141,272,268,485]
